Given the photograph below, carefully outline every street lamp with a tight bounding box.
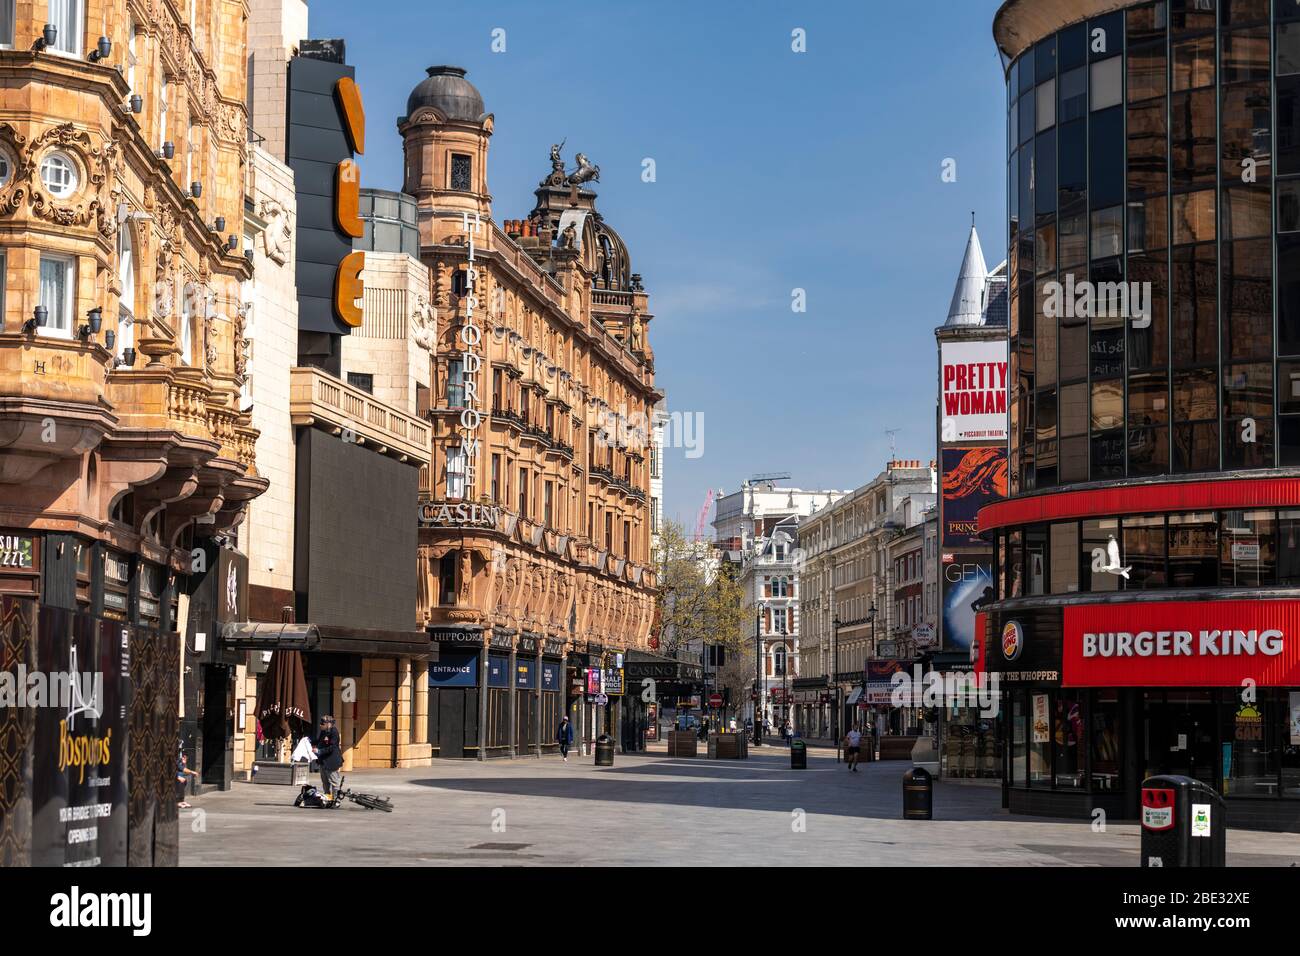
[753,605,763,745]
[865,602,878,739]
[831,611,841,760]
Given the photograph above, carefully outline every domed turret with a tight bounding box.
[405,65,485,122]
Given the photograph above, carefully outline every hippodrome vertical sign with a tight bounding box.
[459,212,484,489]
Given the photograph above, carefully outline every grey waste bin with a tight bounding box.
[594,734,615,767]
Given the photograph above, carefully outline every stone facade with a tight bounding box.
[0,0,262,587]
[404,68,660,660]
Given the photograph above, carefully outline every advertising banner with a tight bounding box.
[941,447,1008,548]
[540,661,561,692]
[865,660,908,704]
[429,648,478,687]
[1031,694,1050,743]
[941,553,993,653]
[940,340,1009,442]
[487,654,510,688]
[1063,601,1300,687]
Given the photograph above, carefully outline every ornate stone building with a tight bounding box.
[403,66,660,757]
[0,0,260,861]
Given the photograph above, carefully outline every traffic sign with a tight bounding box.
[708,693,723,708]
[595,693,609,705]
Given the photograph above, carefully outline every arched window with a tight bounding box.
[774,644,787,676]
[117,226,135,357]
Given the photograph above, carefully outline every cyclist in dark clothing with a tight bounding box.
[313,715,343,797]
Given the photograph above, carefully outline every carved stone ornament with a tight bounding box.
[22,124,120,236]
[259,197,292,264]
[411,294,437,352]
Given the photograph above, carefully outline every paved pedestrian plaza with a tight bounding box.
[179,745,1300,867]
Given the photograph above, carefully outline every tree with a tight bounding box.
[652,520,748,663]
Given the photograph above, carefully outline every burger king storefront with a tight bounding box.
[979,477,1300,832]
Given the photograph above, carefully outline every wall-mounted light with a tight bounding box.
[129,94,143,114]
[227,235,238,251]
[161,141,175,160]
[190,182,201,198]
[123,346,137,368]
[33,24,56,52]
[23,306,47,334]
[213,216,226,232]
[88,36,111,61]
[79,306,103,340]
[104,329,116,354]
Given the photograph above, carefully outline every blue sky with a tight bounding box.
[304,0,1008,529]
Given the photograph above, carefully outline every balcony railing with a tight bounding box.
[290,366,431,466]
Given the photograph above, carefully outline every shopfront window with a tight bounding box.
[1091,690,1121,792]
[1050,521,1079,592]
[1082,518,1121,591]
[1224,691,1277,798]
[1220,509,1274,586]
[1025,524,1048,595]
[1123,514,1167,589]
[1029,691,1051,787]
[1006,529,1023,598]
[1282,692,1300,798]
[1053,692,1084,788]
[1278,510,1300,584]
[1012,693,1027,786]
[1167,511,1217,587]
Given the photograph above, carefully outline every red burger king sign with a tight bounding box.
[1064,600,1300,687]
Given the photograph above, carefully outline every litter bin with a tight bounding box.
[594,734,615,767]
[790,740,807,770]
[1140,774,1226,867]
[902,767,933,820]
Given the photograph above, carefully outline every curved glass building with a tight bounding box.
[983,0,1300,829]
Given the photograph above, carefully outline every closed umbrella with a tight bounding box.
[256,649,311,741]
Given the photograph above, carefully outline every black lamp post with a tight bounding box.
[831,611,841,760]
[753,606,763,746]
[866,602,878,737]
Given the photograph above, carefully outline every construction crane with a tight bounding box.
[693,488,715,542]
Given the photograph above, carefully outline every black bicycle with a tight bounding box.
[293,775,394,812]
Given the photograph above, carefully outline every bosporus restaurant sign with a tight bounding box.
[1063,601,1300,687]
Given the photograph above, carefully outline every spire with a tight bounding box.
[945,218,989,327]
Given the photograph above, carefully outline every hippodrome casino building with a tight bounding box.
[977,0,1300,830]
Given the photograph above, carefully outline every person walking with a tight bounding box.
[312,715,343,798]
[844,725,863,772]
[557,714,574,761]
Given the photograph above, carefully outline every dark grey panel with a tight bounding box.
[297,428,418,632]
[291,158,340,197]
[297,226,354,267]
[296,193,346,234]
[289,55,352,94]
[297,259,345,300]
[298,293,350,336]
[287,123,352,165]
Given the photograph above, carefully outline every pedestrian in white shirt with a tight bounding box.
[845,726,863,772]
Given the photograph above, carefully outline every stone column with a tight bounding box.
[507,645,518,758]
[534,644,543,758]
[414,658,429,746]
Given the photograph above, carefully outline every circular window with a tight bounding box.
[0,152,10,187]
[40,152,78,198]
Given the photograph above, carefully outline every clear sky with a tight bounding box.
[303,0,1008,531]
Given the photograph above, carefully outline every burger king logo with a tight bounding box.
[1002,620,1023,661]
